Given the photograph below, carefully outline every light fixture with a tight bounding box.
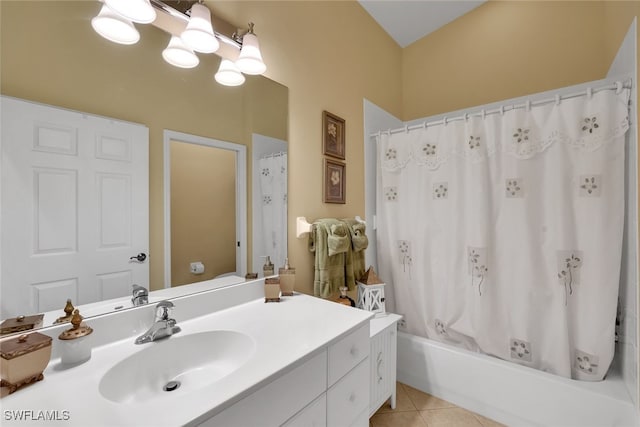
[215,59,245,86]
[180,2,219,54]
[235,23,266,75]
[90,1,268,86]
[91,4,140,45]
[162,36,199,68]
[104,0,156,24]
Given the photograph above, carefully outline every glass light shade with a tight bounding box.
[181,3,219,53]
[162,36,199,69]
[215,59,245,86]
[104,0,156,24]
[91,4,140,45]
[235,33,266,75]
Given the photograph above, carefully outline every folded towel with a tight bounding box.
[343,219,369,252]
[311,219,347,298]
[342,218,368,288]
[326,222,350,256]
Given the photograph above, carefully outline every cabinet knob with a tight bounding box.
[348,392,356,403]
[349,346,358,357]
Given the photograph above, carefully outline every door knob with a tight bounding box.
[130,252,147,262]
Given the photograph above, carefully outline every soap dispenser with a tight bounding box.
[262,256,274,277]
[58,309,93,366]
[278,258,296,296]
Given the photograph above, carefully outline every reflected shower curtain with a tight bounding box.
[259,153,288,269]
[376,88,630,380]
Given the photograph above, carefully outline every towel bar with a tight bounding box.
[296,216,365,238]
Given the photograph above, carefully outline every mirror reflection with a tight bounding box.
[0,0,288,333]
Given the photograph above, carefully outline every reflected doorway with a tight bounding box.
[163,130,247,288]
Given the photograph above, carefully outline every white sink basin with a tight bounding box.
[99,330,255,404]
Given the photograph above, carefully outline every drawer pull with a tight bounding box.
[348,392,356,403]
[377,351,384,383]
[349,346,358,357]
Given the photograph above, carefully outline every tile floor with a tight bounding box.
[369,382,505,427]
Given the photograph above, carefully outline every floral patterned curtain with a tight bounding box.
[259,153,288,271]
[376,87,631,380]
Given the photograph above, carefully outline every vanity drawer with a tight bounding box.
[282,392,327,427]
[327,357,370,427]
[201,350,327,427]
[328,323,369,386]
[350,408,370,427]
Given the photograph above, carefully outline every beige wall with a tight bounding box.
[402,1,611,120]
[0,1,287,291]
[211,1,404,295]
[170,142,236,286]
[2,1,637,299]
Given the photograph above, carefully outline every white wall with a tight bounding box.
[363,99,403,314]
[607,18,638,407]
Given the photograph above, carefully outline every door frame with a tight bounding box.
[163,130,247,289]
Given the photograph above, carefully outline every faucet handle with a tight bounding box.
[155,300,174,321]
[132,284,148,295]
[131,284,149,306]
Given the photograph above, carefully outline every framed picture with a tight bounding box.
[324,158,346,204]
[323,110,345,160]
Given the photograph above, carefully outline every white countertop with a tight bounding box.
[1,292,372,426]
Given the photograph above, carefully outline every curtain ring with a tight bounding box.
[555,94,561,106]
[587,87,593,99]
[423,121,427,129]
[481,109,486,120]
[404,124,409,133]
[499,106,504,116]
[443,116,448,126]
[464,113,469,122]
[525,100,531,112]
[616,81,623,95]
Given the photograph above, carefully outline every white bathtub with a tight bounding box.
[397,332,639,427]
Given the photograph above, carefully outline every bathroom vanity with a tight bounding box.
[0,279,373,426]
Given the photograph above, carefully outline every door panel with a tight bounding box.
[1,96,149,319]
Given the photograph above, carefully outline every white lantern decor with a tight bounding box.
[356,266,386,316]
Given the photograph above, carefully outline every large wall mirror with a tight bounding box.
[0,1,288,332]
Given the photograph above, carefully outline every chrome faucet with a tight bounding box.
[135,300,181,344]
[131,284,148,307]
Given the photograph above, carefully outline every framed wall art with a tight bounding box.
[324,158,346,204]
[322,110,345,160]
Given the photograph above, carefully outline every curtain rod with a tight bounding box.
[370,79,632,138]
[261,151,286,159]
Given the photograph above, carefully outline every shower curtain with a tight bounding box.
[259,153,288,269]
[376,87,631,380]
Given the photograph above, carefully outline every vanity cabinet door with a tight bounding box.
[369,322,398,416]
[282,393,327,427]
[200,350,327,427]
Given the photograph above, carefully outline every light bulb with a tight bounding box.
[91,4,140,45]
[162,36,199,69]
[236,32,266,75]
[104,0,156,24]
[181,3,219,53]
[215,59,245,86]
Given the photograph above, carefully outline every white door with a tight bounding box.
[1,96,149,319]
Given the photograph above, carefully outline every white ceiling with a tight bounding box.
[358,0,486,48]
